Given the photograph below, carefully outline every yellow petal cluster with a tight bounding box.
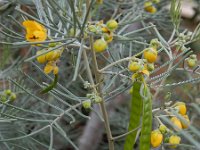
[44,61,59,75]
[23,20,47,42]
[170,116,182,130]
[36,46,63,75]
[151,130,163,148]
[169,135,181,148]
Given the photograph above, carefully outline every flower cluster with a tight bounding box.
[128,39,159,81]
[151,101,191,148]
[0,89,16,102]
[36,46,63,75]
[86,19,118,52]
[23,20,63,75]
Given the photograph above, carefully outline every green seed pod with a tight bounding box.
[124,82,143,149]
[139,85,152,150]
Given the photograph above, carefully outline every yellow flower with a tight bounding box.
[23,20,47,42]
[171,117,182,130]
[169,135,181,148]
[151,130,163,148]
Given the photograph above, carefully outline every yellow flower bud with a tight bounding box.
[169,135,181,148]
[44,63,54,74]
[36,50,47,64]
[106,20,118,31]
[128,61,141,72]
[175,102,187,115]
[101,27,110,33]
[181,115,190,129]
[143,47,158,63]
[186,58,197,68]
[151,130,163,148]
[46,50,61,61]
[144,2,157,14]
[103,33,113,43]
[93,39,107,52]
[53,66,59,75]
[171,117,182,130]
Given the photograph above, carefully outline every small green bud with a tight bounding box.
[150,38,160,48]
[48,42,57,47]
[10,93,16,101]
[88,25,97,33]
[82,100,91,109]
[94,95,102,103]
[190,54,197,59]
[69,28,75,37]
[146,63,155,71]
[0,95,7,102]
[186,58,197,68]
[4,89,12,96]
[159,124,167,134]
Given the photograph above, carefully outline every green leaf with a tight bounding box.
[139,85,152,150]
[124,82,143,150]
[40,74,58,94]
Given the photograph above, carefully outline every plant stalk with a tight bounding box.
[90,36,114,150]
